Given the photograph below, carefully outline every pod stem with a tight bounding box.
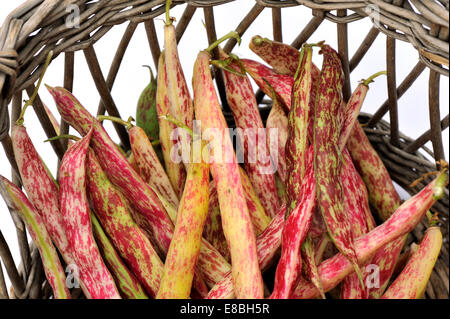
[97,115,134,130]
[142,65,155,82]
[44,134,80,143]
[16,50,53,126]
[165,0,173,26]
[362,71,387,86]
[160,114,193,137]
[252,36,265,47]
[433,169,449,200]
[293,46,307,80]
[211,60,246,77]
[151,140,161,147]
[426,211,440,227]
[205,31,241,54]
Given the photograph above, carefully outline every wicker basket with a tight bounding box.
[0,0,448,299]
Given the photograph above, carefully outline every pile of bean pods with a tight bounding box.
[0,1,447,300]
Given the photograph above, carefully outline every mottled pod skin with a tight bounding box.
[59,128,120,299]
[368,236,406,299]
[91,213,148,299]
[86,149,163,298]
[340,150,375,299]
[129,125,179,210]
[347,123,401,223]
[164,22,194,177]
[203,181,230,261]
[292,172,447,299]
[204,168,273,263]
[338,84,369,151]
[382,227,443,299]
[248,36,321,144]
[164,24,194,131]
[313,44,361,281]
[47,85,173,257]
[271,148,316,299]
[136,67,159,142]
[207,206,286,299]
[219,49,279,218]
[266,94,288,184]
[347,123,404,298]
[47,85,231,288]
[0,176,70,299]
[241,58,293,111]
[156,53,187,198]
[249,36,301,76]
[286,46,313,211]
[239,167,272,235]
[284,45,323,298]
[11,125,73,267]
[157,144,210,299]
[193,50,263,299]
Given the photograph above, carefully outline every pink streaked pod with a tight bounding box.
[0,176,70,299]
[292,171,448,299]
[193,47,263,299]
[59,127,121,299]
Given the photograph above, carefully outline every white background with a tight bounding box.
[1,1,448,292]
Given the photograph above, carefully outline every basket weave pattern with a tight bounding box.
[0,0,448,299]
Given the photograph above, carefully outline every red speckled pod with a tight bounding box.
[347,123,405,298]
[368,236,406,299]
[157,143,210,299]
[193,49,263,299]
[249,36,319,78]
[164,17,193,131]
[59,128,120,299]
[339,85,369,151]
[271,148,316,299]
[340,150,375,299]
[239,167,272,235]
[11,125,73,266]
[86,149,163,297]
[47,85,230,287]
[219,49,279,218]
[313,44,362,282]
[203,181,230,261]
[0,176,70,299]
[347,123,401,223]
[156,53,187,198]
[48,85,173,256]
[207,206,286,299]
[292,171,448,299]
[203,168,272,264]
[248,36,321,143]
[285,46,313,211]
[91,213,148,299]
[266,90,288,184]
[129,125,179,210]
[338,72,386,151]
[164,15,194,179]
[382,227,442,299]
[241,58,293,111]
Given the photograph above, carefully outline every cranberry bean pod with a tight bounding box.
[292,171,447,299]
[382,227,442,299]
[59,128,120,299]
[193,46,263,298]
[0,176,70,299]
